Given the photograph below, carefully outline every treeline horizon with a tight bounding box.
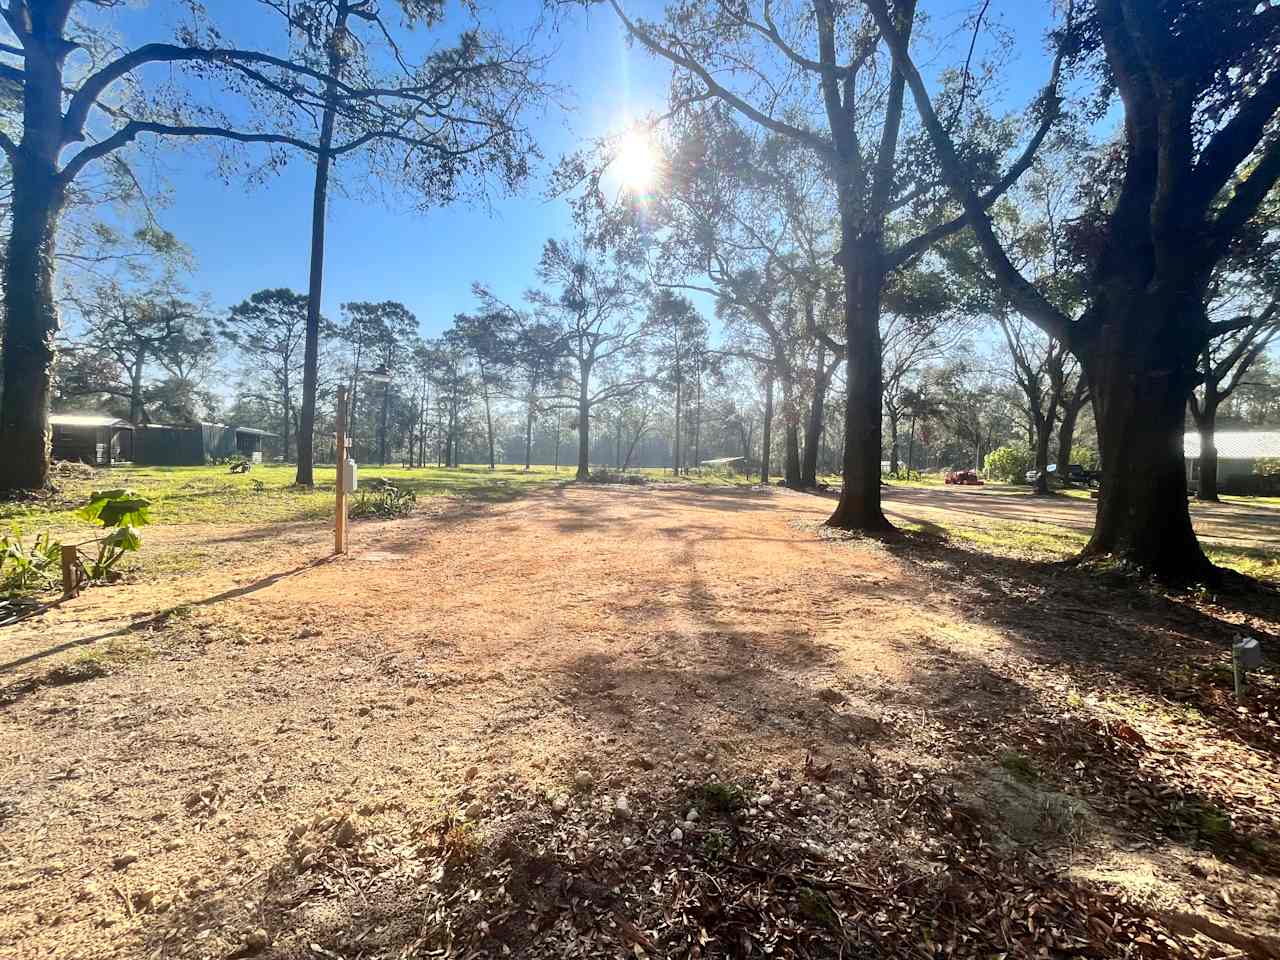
[3,1,1280,579]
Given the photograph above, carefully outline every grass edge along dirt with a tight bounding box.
[1,463,572,529]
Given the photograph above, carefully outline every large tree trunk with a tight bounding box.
[778,366,802,488]
[760,370,774,485]
[1191,396,1220,502]
[1032,416,1052,494]
[1198,417,1219,502]
[0,37,68,492]
[801,343,829,488]
[295,1,347,487]
[1082,300,1212,578]
[129,350,146,424]
[828,248,890,530]
[576,370,591,480]
[1056,379,1086,477]
[784,419,802,488]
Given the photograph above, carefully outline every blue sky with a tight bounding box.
[85,1,1064,339]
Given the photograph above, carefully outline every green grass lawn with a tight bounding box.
[1,463,571,532]
[1222,494,1280,509]
[897,512,1280,582]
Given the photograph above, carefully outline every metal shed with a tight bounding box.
[135,423,277,466]
[1185,430,1280,494]
[50,414,135,466]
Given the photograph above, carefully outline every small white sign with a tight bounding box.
[343,458,358,493]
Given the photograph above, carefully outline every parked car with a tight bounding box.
[944,468,984,485]
[1025,463,1096,486]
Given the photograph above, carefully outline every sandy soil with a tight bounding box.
[1,484,1278,959]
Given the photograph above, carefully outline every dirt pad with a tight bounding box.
[1,484,1278,959]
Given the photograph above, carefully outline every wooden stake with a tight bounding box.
[61,544,79,598]
[335,385,348,555]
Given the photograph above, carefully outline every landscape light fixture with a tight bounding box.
[1232,636,1264,701]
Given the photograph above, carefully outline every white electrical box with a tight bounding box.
[343,458,358,492]
[1234,637,1263,670]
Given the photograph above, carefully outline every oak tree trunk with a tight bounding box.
[1082,300,1212,578]
[781,368,802,488]
[1055,385,1084,477]
[801,343,829,487]
[760,370,774,485]
[1033,416,1052,495]
[828,246,890,530]
[784,419,802,488]
[0,35,68,492]
[129,351,146,424]
[576,372,591,480]
[1191,397,1220,502]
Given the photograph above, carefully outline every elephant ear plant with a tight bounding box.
[74,489,152,582]
[0,531,61,596]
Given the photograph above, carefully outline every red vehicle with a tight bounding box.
[944,469,984,486]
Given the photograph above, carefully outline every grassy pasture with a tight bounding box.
[0,463,571,531]
[894,505,1280,582]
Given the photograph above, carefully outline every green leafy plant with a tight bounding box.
[984,445,1034,483]
[1,531,62,596]
[1255,457,1280,478]
[75,489,150,581]
[77,489,151,527]
[350,479,416,519]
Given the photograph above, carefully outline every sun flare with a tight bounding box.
[613,127,659,193]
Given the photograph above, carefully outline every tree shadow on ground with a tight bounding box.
[875,528,1280,754]
[0,559,324,681]
[37,482,1280,960]
[130,765,1216,960]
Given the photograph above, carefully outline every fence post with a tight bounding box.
[61,545,79,598]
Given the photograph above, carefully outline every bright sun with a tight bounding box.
[614,128,659,193]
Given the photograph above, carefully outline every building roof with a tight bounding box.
[1185,431,1280,460]
[50,413,133,429]
[137,421,276,437]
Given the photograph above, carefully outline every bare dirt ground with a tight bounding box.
[2,484,1279,959]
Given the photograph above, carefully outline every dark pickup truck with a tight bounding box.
[1024,463,1097,486]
